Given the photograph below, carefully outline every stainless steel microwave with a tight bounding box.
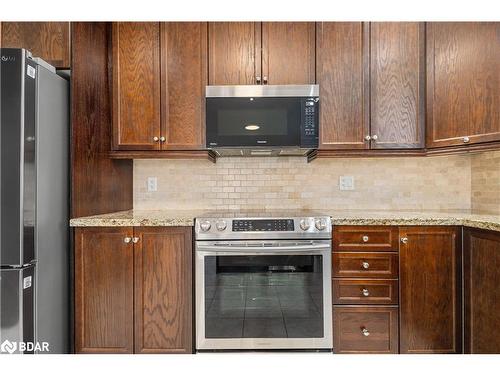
[205,85,319,156]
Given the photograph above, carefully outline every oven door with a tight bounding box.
[206,96,304,148]
[195,240,332,350]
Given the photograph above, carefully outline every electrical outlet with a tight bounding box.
[339,176,355,191]
[147,177,157,192]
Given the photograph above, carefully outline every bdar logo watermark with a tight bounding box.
[1,339,50,354]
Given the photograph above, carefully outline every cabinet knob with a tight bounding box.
[401,237,408,244]
[362,261,370,269]
[364,135,371,141]
[159,136,166,142]
[362,235,369,243]
[371,135,378,141]
[123,237,132,244]
[153,136,159,142]
[463,136,470,143]
[132,237,139,244]
[361,327,370,337]
[256,76,261,84]
[362,288,370,297]
[263,76,268,84]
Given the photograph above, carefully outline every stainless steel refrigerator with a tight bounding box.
[0,48,69,354]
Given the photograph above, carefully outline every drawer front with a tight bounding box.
[333,306,399,353]
[333,253,399,278]
[333,226,399,252]
[333,279,399,305]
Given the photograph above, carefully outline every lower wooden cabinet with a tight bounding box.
[333,306,399,354]
[75,226,193,354]
[464,228,500,353]
[399,226,462,353]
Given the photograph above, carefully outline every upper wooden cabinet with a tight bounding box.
[399,226,462,354]
[112,22,206,151]
[261,22,315,85]
[464,228,500,353]
[317,22,369,150]
[427,22,500,148]
[1,22,71,68]
[317,22,424,150]
[208,22,261,85]
[75,226,193,354]
[370,22,425,149]
[208,22,315,85]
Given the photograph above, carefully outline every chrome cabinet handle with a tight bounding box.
[362,235,369,243]
[361,327,370,337]
[401,237,408,244]
[256,76,261,84]
[362,261,370,269]
[364,135,371,141]
[153,136,159,142]
[263,76,268,84]
[123,237,132,244]
[159,136,166,142]
[132,237,140,244]
[362,288,370,297]
[463,136,470,143]
[371,135,378,141]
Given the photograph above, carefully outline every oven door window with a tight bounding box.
[206,97,302,147]
[204,255,324,339]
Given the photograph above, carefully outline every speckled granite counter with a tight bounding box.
[70,209,500,232]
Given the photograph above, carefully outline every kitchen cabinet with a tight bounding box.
[134,227,193,353]
[75,226,193,354]
[112,22,206,151]
[0,22,71,68]
[464,228,500,353]
[208,22,315,85]
[427,22,500,148]
[75,227,134,353]
[399,226,462,353]
[317,22,424,151]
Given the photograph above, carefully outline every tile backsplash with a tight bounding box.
[471,150,500,214]
[134,154,473,211]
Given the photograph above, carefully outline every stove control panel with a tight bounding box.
[232,219,295,232]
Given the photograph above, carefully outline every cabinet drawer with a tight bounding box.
[333,226,399,252]
[333,306,399,354]
[333,279,399,305]
[333,253,399,278]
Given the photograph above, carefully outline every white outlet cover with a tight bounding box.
[339,176,355,191]
[147,177,157,192]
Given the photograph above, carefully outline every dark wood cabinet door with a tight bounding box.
[316,22,369,150]
[399,226,462,353]
[75,227,134,353]
[464,228,500,353]
[1,22,71,68]
[160,22,207,150]
[370,22,425,149]
[112,22,161,150]
[427,22,500,147]
[134,227,193,353]
[208,22,261,85]
[261,22,315,85]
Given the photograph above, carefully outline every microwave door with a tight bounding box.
[206,97,302,148]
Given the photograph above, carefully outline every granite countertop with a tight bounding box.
[69,209,500,232]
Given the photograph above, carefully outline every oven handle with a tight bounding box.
[196,243,331,253]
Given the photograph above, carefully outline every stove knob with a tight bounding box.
[216,220,227,231]
[200,220,212,232]
[300,219,311,231]
[315,218,327,231]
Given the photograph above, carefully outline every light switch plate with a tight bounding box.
[339,176,355,191]
[147,177,157,192]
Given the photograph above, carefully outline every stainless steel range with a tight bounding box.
[195,214,332,350]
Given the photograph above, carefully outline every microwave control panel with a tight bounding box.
[300,98,319,148]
